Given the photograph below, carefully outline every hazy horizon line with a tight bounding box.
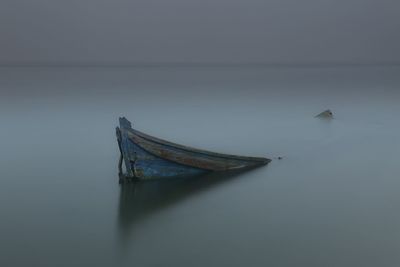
[1,60,400,68]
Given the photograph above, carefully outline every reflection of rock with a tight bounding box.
[315,109,333,118]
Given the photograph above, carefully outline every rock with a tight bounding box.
[315,109,333,118]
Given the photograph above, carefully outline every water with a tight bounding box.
[1,66,400,266]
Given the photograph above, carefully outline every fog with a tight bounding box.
[1,0,400,64]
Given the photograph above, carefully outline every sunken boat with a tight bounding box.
[116,117,270,181]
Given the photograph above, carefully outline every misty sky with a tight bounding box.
[1,0,399,64]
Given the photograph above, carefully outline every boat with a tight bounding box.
[116,117,271,181]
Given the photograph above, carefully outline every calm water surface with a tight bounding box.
[1,66,400,266]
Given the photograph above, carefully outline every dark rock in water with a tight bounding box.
[315,109,333,118]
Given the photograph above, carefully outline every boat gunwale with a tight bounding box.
[125,127,270,164]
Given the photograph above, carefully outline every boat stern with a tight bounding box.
[116,117,136,178]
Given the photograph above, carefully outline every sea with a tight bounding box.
[1,65,400,266]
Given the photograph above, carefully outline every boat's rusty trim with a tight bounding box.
[127,130,270,171]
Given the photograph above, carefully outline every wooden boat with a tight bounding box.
[116,117,271,180]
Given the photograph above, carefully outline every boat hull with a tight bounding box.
[116,117,270,180]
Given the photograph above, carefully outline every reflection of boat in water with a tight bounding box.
[117,170,254,239]
[118,176,199,229]
[116,117,270,181]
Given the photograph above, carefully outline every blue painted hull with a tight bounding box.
[116,117,270,180]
